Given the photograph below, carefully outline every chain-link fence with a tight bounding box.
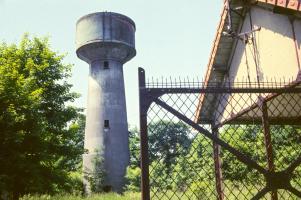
[138,68,301,200]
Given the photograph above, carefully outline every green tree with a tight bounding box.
[221,125,301,185]
[128,127,140,168]
[126,122,192,192]
[220,125,266,184]
[125,166,141,192]
[125,126,141,192]
[0,35,84,199]
[148,121,192,191]
[171,134,215,194]
[148,121,192,169]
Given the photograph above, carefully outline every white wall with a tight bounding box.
[229,6,299,82]
[214,7,301,124]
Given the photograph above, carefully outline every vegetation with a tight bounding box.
[0,35,84,199]
[20,193,140,200]
[83,149,106,193]
[125,121,301,199]
[125,127,141,192]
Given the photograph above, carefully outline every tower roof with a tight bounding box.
[76,12,136,64]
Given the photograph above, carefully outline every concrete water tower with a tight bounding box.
[76,12,136,193]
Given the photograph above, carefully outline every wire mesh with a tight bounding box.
[147,95,217,200]
[140,77,301,200]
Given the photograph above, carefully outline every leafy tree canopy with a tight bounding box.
[148,121,192,168]
[0,35,84,199]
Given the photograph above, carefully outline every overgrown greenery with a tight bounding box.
[125,121,301,198]
[126,121,194,192]
[83,149,106,193]
[125,127,141,192]
[20,193,140,200]
[0,35,84,199]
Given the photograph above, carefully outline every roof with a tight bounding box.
[195,0,301,124]
[257,0,301,11]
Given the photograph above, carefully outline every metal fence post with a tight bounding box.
[212,125,224,200]
[259,97,278,200]
[139,68,150,200]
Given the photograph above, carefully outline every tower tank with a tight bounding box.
[76,12,136,193]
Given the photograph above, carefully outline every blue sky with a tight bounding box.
[0,0,222,126]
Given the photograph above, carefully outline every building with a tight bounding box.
[196,0,301,125]
[194,1,301,199]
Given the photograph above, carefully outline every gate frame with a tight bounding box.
[138,67,301,200]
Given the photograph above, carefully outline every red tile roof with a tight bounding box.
[258,0,301,11]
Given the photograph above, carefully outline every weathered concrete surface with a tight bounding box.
[76,12,136,193]
[76,12,135,64]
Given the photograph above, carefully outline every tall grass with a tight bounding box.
[20,192,140,200]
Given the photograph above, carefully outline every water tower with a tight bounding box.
[76,12,136,193]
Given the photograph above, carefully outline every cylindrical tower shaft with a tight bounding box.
[84,60,129,192]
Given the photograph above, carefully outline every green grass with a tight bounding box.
[20,192,140,200]
[19,190,300,200]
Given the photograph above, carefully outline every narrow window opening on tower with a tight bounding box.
[104,61,109,69]
[104,120,110,129]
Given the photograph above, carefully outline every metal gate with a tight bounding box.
[138,68,301,200]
